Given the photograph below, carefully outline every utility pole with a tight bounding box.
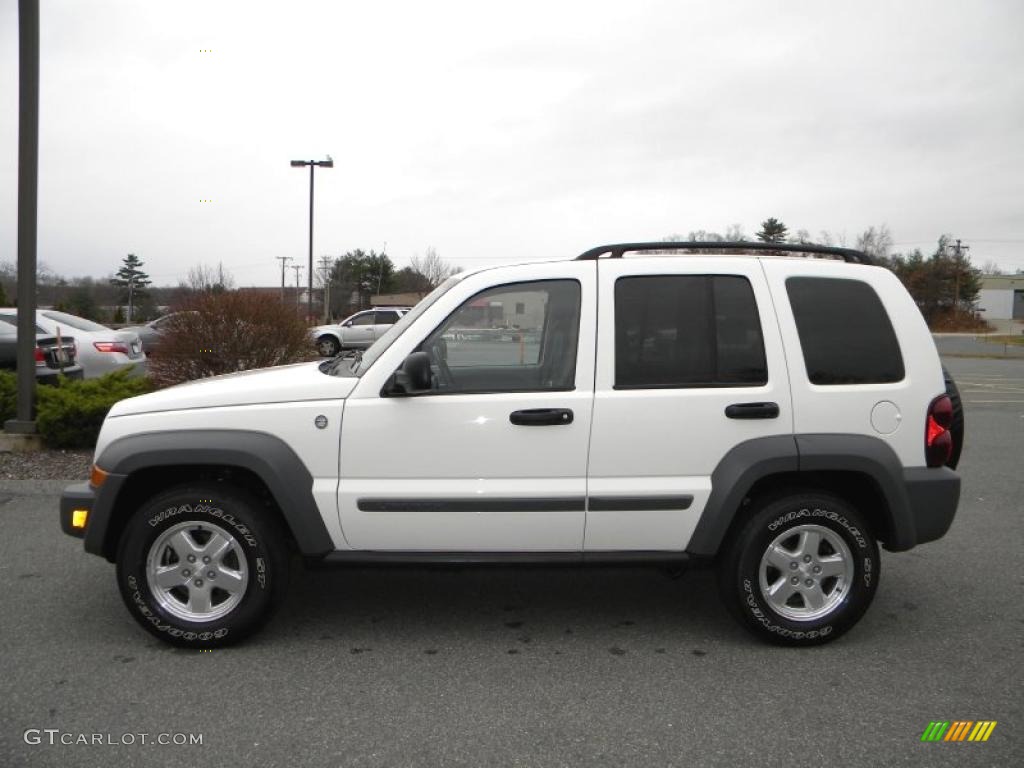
[275,256,292,302]
[318,256,332,323]
[377,240,388,297]
[290,265,304,313]
[947,239,970,312]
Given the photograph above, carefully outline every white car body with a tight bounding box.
[100,256,942,553]
[68,242,963,648]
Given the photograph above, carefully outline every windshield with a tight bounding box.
[41,310,112,333]
[326,276,463,377]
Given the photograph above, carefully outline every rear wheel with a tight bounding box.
[718,492,879,646]
[115,483,289,647]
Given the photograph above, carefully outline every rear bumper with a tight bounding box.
[37,367,85,384]
[903,466,960,546]
[59,482,94,539]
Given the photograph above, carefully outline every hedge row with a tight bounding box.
[0,368,152,449]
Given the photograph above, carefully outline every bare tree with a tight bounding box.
[818,230,848,247]
[180,262,236,294]
[408,248,460,290]
[979,259,1003,275]
[149,290,313,387]
[855,224,894,260]
[723,223,746,241]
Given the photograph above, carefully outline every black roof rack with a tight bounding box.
[575,241,873,265]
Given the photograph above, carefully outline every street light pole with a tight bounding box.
[290,156,333,323]
[7,0,40,435]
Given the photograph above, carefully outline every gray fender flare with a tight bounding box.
[86,430,334,558]
[685,433,915,556]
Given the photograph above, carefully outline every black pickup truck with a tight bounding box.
[0,317,83,382]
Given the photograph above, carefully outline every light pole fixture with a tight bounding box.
[290,156,333,322]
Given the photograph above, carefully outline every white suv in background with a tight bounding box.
[60,242,963,648]
[311,307,412,356]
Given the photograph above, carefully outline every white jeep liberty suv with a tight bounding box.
[60,242,963,647]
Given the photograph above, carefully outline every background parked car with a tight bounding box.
[310,307,411,356]
[0,309,146,379]
[0,316,84,382]
[121,312,193,356]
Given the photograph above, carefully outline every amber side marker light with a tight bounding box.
[71,509,89,529]
[90,465,109,487]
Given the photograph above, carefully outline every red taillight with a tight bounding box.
[33,347,46,366]
[93,341,129,354]
[925,395,954,467]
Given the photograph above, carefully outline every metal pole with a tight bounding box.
[275,256,291,302]
[308,164,314,323]
[8,0,40,433]
[318,256,332,323]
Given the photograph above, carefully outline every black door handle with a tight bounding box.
[725,402,779,419]
[510,408,574,426]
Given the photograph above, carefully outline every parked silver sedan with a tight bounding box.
[0,310,147,378]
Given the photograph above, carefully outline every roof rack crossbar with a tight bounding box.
[575,241,872,265]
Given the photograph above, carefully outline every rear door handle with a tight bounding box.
[510,408,574,426]
[725,402,779,419]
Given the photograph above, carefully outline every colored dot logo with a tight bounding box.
[199,199,213,203]
[200,49,212,53]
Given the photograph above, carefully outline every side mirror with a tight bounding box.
[382,351,433,396]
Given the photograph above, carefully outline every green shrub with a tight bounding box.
[36,369,152,449]
[0,370,16,424]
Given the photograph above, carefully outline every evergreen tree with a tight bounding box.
[109,254,152,322]
[756,218,789,243]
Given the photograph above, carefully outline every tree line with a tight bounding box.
[669,220,998,330]
[1,224,1008,330]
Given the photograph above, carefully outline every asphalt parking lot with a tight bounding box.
[0,356,1019,768]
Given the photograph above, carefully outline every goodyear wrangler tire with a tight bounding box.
[115,483,289,648]
[717,493,879,646]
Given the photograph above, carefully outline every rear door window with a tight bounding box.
[615,275,767,388]
[786,277,904,384]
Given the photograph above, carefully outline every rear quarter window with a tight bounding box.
[786,276,904,385]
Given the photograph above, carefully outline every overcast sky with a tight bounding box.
[2,0,1023,287]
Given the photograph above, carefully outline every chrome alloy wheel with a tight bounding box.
[146,521,248,623]
[758,524,854,622]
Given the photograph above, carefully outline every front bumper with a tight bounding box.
[59,482,95,539]
[903,466,961,546]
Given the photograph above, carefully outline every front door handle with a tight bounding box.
[510,408,574,426]
[725,402,780,419]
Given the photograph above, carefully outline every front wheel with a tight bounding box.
[115,484,289,647]
[717,492,879,646]
[317,335,341,357]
